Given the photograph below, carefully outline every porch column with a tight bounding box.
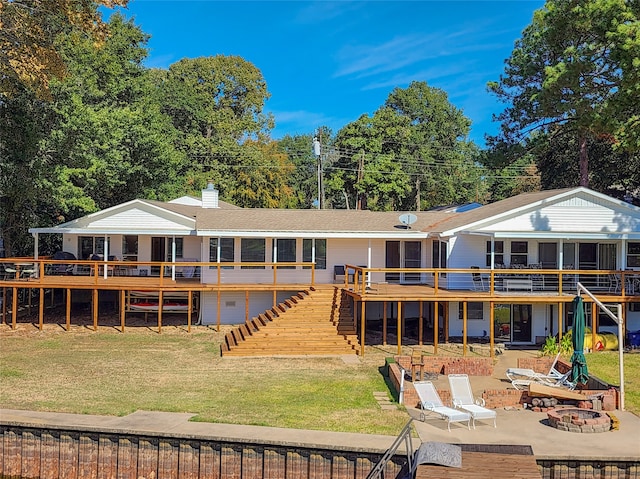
[462,301,468,357]
[490,237,495,268]
[103,235,109,279]
[367,239,372,287]
[396,301,402,355]
[489,301,495,359]
[171,236,176,281]
[621,239,627,269]
[433,301,439,355]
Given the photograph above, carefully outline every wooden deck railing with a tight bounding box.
[0,258,316,288]
[343,264,640,297]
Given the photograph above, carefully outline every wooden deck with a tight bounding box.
[415,444,541,479]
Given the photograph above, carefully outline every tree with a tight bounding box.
[0,13,185,256]
[329,82,485,211]
[488,0,640,187]
[0,0,127,99]
[154,56,276,203]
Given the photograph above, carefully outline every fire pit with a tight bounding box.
[547,408,611,433]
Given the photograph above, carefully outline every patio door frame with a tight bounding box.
[495,303,533,344]
[385,240,423,283]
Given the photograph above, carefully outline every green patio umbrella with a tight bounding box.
[570,296,589,385]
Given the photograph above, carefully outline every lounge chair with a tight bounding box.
[505,353,575,390]
[413,381,471,431]
[447,374,497,429]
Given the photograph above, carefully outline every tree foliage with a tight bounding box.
[0,0,127,99]
[154,56,283,206]
[329,82,485,211]
[488,0,640,188]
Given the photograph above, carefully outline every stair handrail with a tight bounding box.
[366,418,415,479]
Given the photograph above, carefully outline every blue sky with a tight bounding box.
[110,1,544,146]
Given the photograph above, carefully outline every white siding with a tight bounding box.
[200,290,303,325]
[89,208,193,230]
[476,198,638,234]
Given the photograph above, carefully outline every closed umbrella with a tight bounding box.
[570,296,589,385]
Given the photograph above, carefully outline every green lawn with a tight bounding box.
[583,351,640,413]
[1,324,638,437]
[0,325,410,435]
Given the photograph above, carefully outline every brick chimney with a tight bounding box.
[201,181,219,208]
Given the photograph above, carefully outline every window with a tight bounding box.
[538,243,557,268]
[122,235,138,261]
[303,239,326,269]
[510,241,528,265]
[432,241,447,268]
[166,238,184,260]
[628,242,640,268]
[78,236,111,260]
[486,240,504,267]
[275,239,296,269]
[209,238,234,269]
[241,238,265,269]
[459,302,483,320]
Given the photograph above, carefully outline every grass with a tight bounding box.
[584,351,640,413]
[1,321,638,437]
[0,323,410,435]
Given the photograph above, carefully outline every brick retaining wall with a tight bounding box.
[1,426,405,479]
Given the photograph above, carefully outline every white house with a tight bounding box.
[22,185,640,346]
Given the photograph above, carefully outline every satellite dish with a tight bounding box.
[398,213,417,228]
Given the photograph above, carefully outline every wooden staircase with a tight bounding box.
[221,286,359,357]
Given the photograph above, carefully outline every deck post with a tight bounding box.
[557,302,563,339]
[444,305,449,343]
[92,289,98,331]
[382,301,387,346]
[489,301,495,359]
[462,301,467,357]
[217,289,221,332]
[360,301,366,357]
[12,287,17,329]
[1,287,6,324]
[433,301,439,355]
[187,291,192,333]
[397,301,402,355]
[38,288,44,330]
[418,300,423,346]
[245,290,249,322]
[66,289,71,331]
[120,290,125,332]
[592,301,597,350]
[158,291,163,333]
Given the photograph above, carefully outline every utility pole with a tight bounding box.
[313,134,322,209]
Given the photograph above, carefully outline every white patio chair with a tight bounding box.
[413,381,471,432]
[505,352,565,389]
[447,374,497,429]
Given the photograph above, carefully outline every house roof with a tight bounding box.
[28,187,640,239]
